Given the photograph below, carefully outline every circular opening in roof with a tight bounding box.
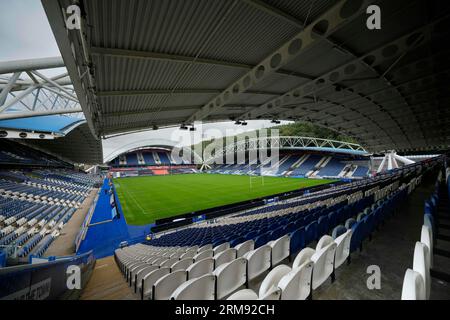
[344,64,356,75]
[363,55,376,66]
[209,103,214,110]
[382,44,399,57]
[288,39,302,55]
[270,53,282,69]
[267,103,273,109]
[19,132,27,138]
[255,65,265,79]
[232,84,240,94]
[311,20,329,39]
[293,90,300,97]
[340,0,363,19]
[243,76,251,88]
[215,97,221,106]
[275,99,281,107]
[0,131,7,138]
[224,91,230,101]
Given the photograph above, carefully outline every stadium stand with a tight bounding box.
[111,158,440,300]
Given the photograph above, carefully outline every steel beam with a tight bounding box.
[0,57,64,74]
[184,0,371,124]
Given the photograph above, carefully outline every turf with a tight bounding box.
[114,174,335,225]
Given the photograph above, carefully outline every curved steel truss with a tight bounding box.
[204,135,368,164]
[0,57,82,121]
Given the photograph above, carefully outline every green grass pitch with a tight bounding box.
[114,173,336,225]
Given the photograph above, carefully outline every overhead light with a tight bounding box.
[271,119,281,124]
[189,126,196,131]
[152,125,158,130]
[180,124,188,130]
[241,121,248,126]
[234,120,242,125]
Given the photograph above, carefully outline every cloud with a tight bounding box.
[0,0,61,61]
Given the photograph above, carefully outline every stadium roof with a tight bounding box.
[21,122,103,165]
[42,0,450,153]
[0,115,84,135]
[0,114,102,164]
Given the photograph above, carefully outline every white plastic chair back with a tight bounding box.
[214,248,237,268]
[334,230,352,269]
[235,240,254,258]
[311,242,337,290]
[278,260,313,300]
[170,274,215,300]
[186,257,214,280]
[227,289,258,300]
[269,235,290,267]
[401,269,426,300]
[420,225,433,268]
[193,249,214,262]
[292,247,315,269]
[153,270,187,300]
[413,242,430,299]
[141,267,170,299]
[244,245,271,281]
[258,265,291,298]
[171,258,194,272]
[213,242,230,255]
[213,258,247,300]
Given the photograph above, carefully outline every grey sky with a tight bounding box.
[0,1,291,161]
[0,0,60,61]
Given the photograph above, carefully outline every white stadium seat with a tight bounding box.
[293,247,315,269]
[413,242,430,299]
[214,248,237,268]
[186,257,214,280]
[160,257,179,268]
[193,249,214,262]
[334,229,352,269]
[259,287,282,300]
[244,244,271,283]
[310,236,337,290]
[420,225,433,268]
[213,257,247,299]
[171,258,194,272]
[269,235,290,267]
[258,265,291,298]
[170,274,216,300]
[153,270,187,300]
[129,263,150,286]
[401,269,426,300]
[227,289,259,300]
[135,265,158,293]
[235,240,254,257]
[278,260,313,300]
[213,242,230,255]
[141,267,170,300]
[198,244,213,253]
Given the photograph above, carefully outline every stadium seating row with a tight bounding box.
[0,169,102,260]
[113,162,428,300]
[401,166,449,299]
[208,153,370,179]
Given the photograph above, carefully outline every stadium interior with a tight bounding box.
[0,0,450,303]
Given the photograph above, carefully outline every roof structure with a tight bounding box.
[0,115,84,135]
[42,0,450,153]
